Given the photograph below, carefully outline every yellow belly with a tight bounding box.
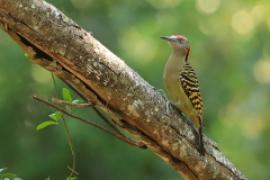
[163,67,201,129]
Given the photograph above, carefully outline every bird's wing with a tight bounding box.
[179,63,203,117]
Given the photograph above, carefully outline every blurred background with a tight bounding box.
[0,0,270,179]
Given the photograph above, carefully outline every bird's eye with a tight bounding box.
[178,38,184,43]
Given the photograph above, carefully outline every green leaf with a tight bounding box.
[0,168,6,173]
[49,111,63,121]
[0,172,17,179]
[62,88,73,102]
[36,121,58,131]
[66,176,77,180]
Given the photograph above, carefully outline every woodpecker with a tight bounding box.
[161,34,205,155]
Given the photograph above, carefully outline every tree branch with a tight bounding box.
[0,0,246,179]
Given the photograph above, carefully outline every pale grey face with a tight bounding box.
[161,35,190,49]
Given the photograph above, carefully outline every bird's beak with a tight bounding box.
[160,36,175,42]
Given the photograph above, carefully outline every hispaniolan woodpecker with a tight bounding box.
[161,34,205,155]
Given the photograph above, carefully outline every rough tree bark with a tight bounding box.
[0,0,246,179]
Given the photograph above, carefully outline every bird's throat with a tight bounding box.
[163,50,186,104]
[168,50,187,70]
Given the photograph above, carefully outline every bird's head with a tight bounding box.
[161,34,190,56]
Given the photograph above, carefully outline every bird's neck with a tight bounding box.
[166,48,188,71]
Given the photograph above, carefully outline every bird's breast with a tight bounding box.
[163,65,186,109]
[163,55,193,110]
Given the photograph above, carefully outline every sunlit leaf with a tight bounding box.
[36,121,58,131]
[14,177,23,180]
[72,99,81,104]
[62,88,73,102]
[49,111,63,121]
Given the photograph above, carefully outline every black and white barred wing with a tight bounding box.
[179,63,204,117]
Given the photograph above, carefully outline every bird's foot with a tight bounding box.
[170,103,184,117]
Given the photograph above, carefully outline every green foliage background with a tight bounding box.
[1,0,270,179]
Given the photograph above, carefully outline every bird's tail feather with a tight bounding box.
[198,126,205,155]
[197,117,205,155]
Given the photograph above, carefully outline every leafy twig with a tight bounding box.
[33,95,146,149]
[51,74,77,178]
